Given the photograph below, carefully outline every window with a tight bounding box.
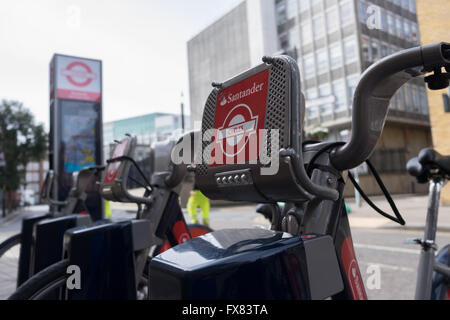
[303,54,315,79]
[344,36,357,63]
[333,80,347,111]
[401,0,409,10]
[311,0,321,7]
[371,40,380,61]
[320,104,333,115]
[318,83,333,114]
[289,27,300,49]
[316,48,328,75]
[329,42,343,69]
[361,36,370,61]
[319,83,332,97]
[339,1,353,27]
[306,87,319,99]
[299,0,310,12]
[280,32,289,49]
[403,84,412,110]
[403,19,410,42]
[326,8,339,32]
[307,106,319,118]
[276,2,287,24]
[380,9,388,32]
[409,0,416,13]
[313,15,325,39]
[347,75,359,103]
[387,13,395,35]
[395,15,403,38]
[395,88,405,110]
[358,0,369,24]
[286,0,298,20]
[411,23,419,44]
[301,22,313,45]
[380,43,388,58]
[420,88,429,114]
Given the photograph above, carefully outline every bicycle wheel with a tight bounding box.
[8,259,69,300]
[0,233,21,299]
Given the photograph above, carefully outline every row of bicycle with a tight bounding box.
[0,42,450,299]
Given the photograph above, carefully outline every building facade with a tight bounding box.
[187,0,433,195]
[416,0,450,204]
[187,0,279,129]
[276,0,428,135]
[103,112,187,162]
[21,159,49,205]
[275,0,432,195]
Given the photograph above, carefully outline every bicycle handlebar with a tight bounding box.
[331,42,450,171]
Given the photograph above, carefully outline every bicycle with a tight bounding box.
[0,165,104,298]
[148,42,450,300]
[406,148,450,299]
[9,41,450,300]
[8,133,211,299]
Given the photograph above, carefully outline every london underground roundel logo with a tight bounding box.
[62,61,97,87]
[217,104,258,157]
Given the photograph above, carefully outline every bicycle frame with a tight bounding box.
[149,43,450,300]
[415,179,450,299]
[300,143,367,300]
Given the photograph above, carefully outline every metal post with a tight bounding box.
[2,183,5,218]
[180,92,185,133]
[414,180,442,300]
[353,169,361,207]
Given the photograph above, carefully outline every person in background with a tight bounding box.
[187,183,210,227]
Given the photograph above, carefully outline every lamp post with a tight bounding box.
[0,151,5,217]
[180,92,185,133]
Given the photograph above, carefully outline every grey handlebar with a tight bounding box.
[331,42,450,171]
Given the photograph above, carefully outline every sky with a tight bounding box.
[0,0,242,130]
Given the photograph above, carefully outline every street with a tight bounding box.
[1,194,450,300]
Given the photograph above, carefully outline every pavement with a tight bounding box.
[1,193,450,300]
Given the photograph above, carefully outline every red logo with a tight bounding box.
[61,61,97,87]
[173,221,192,244]
[104,139,128,184]
[211,70,269,166]
[341,237,367,300]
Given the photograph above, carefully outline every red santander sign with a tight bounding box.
[211,70,269,166]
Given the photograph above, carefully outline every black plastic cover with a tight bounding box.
[149,228,343,300]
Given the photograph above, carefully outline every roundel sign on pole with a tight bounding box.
[55,55,101,102]
[211,69,269,166]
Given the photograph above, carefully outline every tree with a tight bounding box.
[0,100,47,213]
[305,125,329,141]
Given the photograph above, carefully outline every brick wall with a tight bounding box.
[416,0,450,204]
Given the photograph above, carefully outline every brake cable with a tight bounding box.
[305,141,405,226]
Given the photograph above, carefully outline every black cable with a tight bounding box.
[347,161,405,225]
[107,155,152,188]
[306,141,405,226]
[128,175,152,194]
[306,142,345,177]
